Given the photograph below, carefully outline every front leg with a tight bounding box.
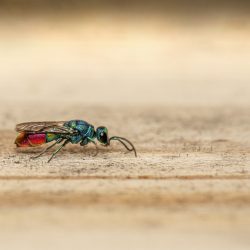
[80,138,99,156]
[89,139,99,157]
[80,137,88,146]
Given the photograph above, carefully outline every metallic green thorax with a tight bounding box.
[55,120,108,146]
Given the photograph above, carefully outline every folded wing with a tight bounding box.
[15,121,74,134]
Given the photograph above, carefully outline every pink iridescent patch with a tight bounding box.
[27,134,46,146]
[15,133,46,147]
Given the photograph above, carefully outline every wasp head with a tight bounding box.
[96,126,109,145]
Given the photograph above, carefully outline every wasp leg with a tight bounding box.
[30,138,63,160]
[48,139,70,163]
[88,138,99,157]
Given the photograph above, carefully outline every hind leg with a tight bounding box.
[48,139,70,163]
[30,138,63,160]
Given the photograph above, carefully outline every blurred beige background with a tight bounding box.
[0,1,250,250]
[0,0,250,106]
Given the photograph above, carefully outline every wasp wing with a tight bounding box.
[15,121,75,134]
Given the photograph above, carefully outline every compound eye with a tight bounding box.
[100,132,107,143]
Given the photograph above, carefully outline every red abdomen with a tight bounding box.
[15,133,46,147]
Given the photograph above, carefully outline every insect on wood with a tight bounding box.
[15,120,137,162]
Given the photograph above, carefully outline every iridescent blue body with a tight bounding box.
[44,120,95,145]
[63,120,96,145]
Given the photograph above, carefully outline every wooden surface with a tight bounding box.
[0,5,250,249]
[0,105,249,250]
